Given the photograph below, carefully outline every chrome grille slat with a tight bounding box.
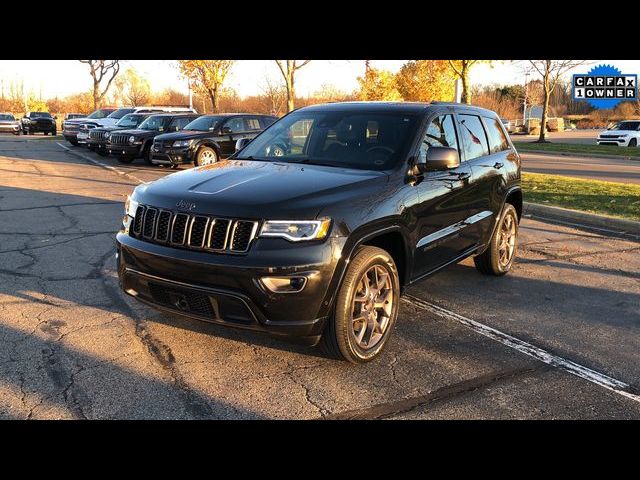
[130,204,257,254]
[187,216,209,248]
[170,213,190,245]
[155,210,172,242]
[207,218,231,251]
[142,208,158,239]
[110,133,129,146]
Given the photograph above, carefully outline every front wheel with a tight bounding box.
[117,156,135,164]
[96,150,109,157]
[629,139,637,148]
[474,203,519,276]
[321,246,400,363]
[195,146,218,166]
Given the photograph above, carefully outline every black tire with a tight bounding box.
[69,140,79,146]
[143,145,154,165]
[43,131,48,136]
[117,156,135,164]
[195,146,218,166]
[52,130,57,136]
[96,150,109,157]
[14,130,21,136]
[24,129,29,135]
[629,139,637,148]
[320,246,400,363]
[474,203,519,276]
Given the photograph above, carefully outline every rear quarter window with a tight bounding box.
[483,116,511,153]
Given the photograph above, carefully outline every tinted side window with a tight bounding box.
[223,117,245,133]
[245,117,262,131]
[261,116,278,128]
[483,116,510,153]
[170,117,192,130]
[458,114,489,160]
[418,114,459,163]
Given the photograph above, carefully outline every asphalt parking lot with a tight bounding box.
[1,134,639,419]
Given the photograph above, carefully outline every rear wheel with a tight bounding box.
[321,246,400,363]
[195,146,217,166]
[474,203,518,276]
[629,139,637,147]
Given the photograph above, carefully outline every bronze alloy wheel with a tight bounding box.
[498,210,517,269]
[197,147,217,166]
[321,245,400,363]
[350,265,393,350]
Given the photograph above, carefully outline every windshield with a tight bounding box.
[68,114,85,119]
[0,114,15,121]
[612,121,640,131]
[30,112,52,118]
[87,109,112,119]
[116,114,147,128]
[138,116,171,131]
[107,108,135,120]
[183,115,225,132]
[236,110,420,171]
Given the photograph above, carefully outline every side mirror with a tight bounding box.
[235,137,252,152]
[416,147,461,173]
[221,126,232,135]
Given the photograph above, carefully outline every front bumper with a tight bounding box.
[0,124,20,132]
[107,143,143,157]
[116,228,346,339]
[597,137,631,146]
[150,145,194,165]
[25,123,55,132]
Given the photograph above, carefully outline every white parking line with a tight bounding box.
[56,142,145,185]
[403,294,640,404]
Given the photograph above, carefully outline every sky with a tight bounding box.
[1,60,639,100]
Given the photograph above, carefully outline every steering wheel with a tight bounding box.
[366,146,394,155]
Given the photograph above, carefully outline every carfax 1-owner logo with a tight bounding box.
[573,64,638,109]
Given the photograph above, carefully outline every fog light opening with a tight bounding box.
[261,276,307,293]
[125,288,139,296]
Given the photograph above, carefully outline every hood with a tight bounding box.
[133,159,388,219]
[82,118,118,128]
[114,128,158,137]
[600,129,636,136]
[154,130,212,142]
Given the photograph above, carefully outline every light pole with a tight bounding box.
[523,70,530,125]
[188,79,193,110]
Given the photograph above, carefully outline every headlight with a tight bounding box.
[173,139,192,147]
[259,219,331,242]
[124,195,138,217]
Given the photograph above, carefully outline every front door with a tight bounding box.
[412,113,477,279]
[218,117,247,157]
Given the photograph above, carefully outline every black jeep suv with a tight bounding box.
[150,114,278,167]
[22,112,57,135]
[117,102,522,363]
[87,113,154,156]
[106,113,200,164]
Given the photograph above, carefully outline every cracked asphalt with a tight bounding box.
[1,134,639,419]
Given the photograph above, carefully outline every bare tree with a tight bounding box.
[79,60,121,110]
[260,77,287,115]
[274,60,311,112]
[528,60,586,142]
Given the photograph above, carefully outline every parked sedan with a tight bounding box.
[0,113,22,135]
[597,120,640,147]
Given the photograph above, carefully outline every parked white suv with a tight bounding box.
[597,120,640,147]
[77,106,197,145]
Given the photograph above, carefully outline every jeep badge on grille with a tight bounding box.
[176,200,196,211]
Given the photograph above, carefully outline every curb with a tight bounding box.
[523,202,640,237]
[516,148,640,162]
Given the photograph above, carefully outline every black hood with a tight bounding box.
[115,128,159,138]
[154,130,217,142]
[132,159,388,219]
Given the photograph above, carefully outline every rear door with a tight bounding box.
[461,113,515,244]
[411,111,476,279]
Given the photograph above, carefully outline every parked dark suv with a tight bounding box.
[117,102,522,363]
[106,113,200,164]
[150,114,278,167]
[87,113,155,156]
[22,112,57,135]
